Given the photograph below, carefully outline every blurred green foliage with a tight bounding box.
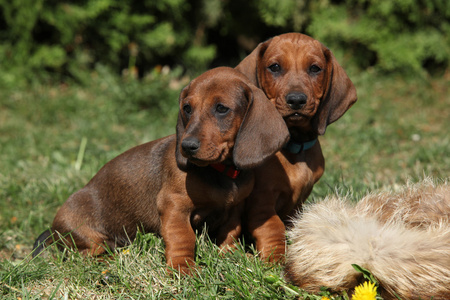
[0,0,193,85]
[0,0,449,85]
[308,0,450,74]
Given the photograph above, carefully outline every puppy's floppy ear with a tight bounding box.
[235,38,272,87]
[175,85,189,170]
[233,84,290,170]
[314,45,357,135]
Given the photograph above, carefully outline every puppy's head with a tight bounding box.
[236,33,357,135]
[176,67,289,171]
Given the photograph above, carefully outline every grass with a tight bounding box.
[1,66,449,299]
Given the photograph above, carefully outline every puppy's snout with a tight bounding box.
[286,92,307,110]
[181,137,201,156]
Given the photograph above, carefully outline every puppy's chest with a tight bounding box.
[189,171,253,224]
[267,152,316,210]
[192,172,253,207]
[282,158,315,199]
[265,156,315,222]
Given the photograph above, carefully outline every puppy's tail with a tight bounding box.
[285,197,450,299]
[32,229,53,257]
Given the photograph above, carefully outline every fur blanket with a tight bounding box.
[285,179,450,299]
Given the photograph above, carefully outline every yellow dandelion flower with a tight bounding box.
[321,297,331,300]
[352,281,377,300]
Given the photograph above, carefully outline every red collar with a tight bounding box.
[210,163,241,179]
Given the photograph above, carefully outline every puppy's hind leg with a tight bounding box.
[50,223,114,257]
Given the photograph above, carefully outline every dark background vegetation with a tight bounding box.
[1,0,449,87]
[1,0,449,298]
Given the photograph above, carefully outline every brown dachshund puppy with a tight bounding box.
[236,33,357,261]
[33,67,289,273]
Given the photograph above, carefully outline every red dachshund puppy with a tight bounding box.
[236,33,357,261]
[33,67,289,273]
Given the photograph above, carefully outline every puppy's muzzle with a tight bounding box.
[181,137,201,156]
[285,92,307,110]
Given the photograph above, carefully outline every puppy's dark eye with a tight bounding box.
[309,65,322,74]
[183,104,192,114]
[268,63,282,73]
[216,104,229,114]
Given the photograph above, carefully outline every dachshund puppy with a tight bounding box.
[33,67,289,273]
[236,33,357,261]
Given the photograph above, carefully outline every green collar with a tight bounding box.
[284,138,317,154]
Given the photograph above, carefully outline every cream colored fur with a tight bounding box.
[285,179,450,299]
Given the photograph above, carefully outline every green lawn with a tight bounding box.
[1,68,449,299]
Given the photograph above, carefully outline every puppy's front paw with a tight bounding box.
[166,256,195,275]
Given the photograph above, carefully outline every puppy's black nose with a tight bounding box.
[181,137,200,155]
[286,92,307,110]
